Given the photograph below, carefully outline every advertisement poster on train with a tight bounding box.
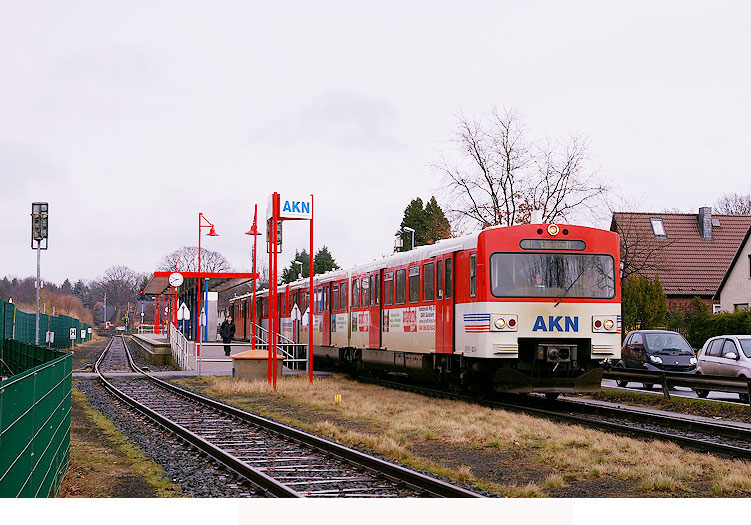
[418,306,435,331]
[358,311,369,332]
[336,315,347,332]
[389,311,401,331]
[403,310,417,332]
[351,312,358,332]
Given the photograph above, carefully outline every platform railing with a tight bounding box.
[250,322,307,370]
[169,323,195,371]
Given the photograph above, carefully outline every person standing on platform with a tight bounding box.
[220,315,236,356]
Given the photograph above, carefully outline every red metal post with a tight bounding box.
[251,205,258,352]
[271,193,280,390]
[197,212,202,373]
[153,295,157,334]
[309,194,314,383]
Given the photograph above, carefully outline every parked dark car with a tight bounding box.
[616,330,697,389]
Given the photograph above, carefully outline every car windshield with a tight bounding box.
[645,333,693,354]
[490,253,615,299]
[739,339,751,358]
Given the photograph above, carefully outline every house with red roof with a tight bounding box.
[714,226,751,312]
[610,207,751,311]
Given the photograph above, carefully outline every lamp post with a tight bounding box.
[197,212,219,375]
[401,226,415,251]
[294,260,304,280]
[245,205,261,352]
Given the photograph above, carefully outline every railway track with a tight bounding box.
[359,376,751,460]
[95,337,483,498]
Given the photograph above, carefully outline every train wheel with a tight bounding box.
[545,393,560,401]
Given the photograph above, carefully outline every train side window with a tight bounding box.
[375,274,380,305]
[436,260,443,299]
[423,262,434,301]
[324,287,329,312]
[339,282,346,310]
[369,275,375,306]
[331,285,338,313]
[362,277,369,307]
[395,269,406,304]
[470,253,477,297]
[408,265,419,303]
[384,272,394,305]
[445,258,452,299]
[353,279,359,309]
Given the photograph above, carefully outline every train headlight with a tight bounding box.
[547,224,560,236]
[491,314,517,331]
[592,316,618,332]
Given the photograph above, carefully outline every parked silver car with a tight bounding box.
[695,336,751,402]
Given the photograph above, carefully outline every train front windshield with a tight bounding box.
[490,253,616,299]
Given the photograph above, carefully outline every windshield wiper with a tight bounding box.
[554,268,587,308]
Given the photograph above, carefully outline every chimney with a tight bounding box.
[698,207,713,241]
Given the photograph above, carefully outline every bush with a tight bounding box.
[670,298,751,349]
[622,274,667,331]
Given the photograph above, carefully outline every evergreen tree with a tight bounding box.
[61,278,73,294]
[423,196,451,243]
[397,196,451,251]
[622,274,667,330]
[314,246,340,275]
[281,249,310,284]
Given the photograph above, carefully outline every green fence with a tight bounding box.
[0,339,72,497]
[1,300,92,348]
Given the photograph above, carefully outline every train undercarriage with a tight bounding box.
[313,338,605,396]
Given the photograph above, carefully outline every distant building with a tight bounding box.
[610,207,751,310]
[714,225,751,312]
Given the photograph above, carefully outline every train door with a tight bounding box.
[322,283,332,346]
[368,271,381,348]
[435,253,455,353]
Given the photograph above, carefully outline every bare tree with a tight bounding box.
[158,246,232,273]
[90,266,143,308]
[715,192,751,215]
[607,194,673,282]
[433,107,606,230]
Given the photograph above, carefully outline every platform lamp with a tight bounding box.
[401,226,415,251]
[197,213,219,375]
[245,204,261,351]
[295,260,304,280]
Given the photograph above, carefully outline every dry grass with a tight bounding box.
[182,374,751,496]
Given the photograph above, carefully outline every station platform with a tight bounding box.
[130,333,171,365]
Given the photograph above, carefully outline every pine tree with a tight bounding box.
[423,196,451,243]
[314,246,340,275]
[622,274,667,330]
[397,196,451,251]
[281,249,310,284]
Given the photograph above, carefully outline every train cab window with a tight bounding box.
[375,274,380,305]
[408,266,419,303]
[340,282,347,310]
[445,259,452,299]
[352,279,359,309]
[395,269,406,304]
[384,272,394,305]
[470,253,477,297]
[332,284,339,313]
[436,260,443,299]
[423,262,435,301]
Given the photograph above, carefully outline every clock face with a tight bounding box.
[169,272,184,287]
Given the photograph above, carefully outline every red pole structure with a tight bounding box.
[251,205,258,352]
[267,210,273,385]
[153,295,157,334]
[309,193,314,383]
[271,193,280,390]
[197,212,202,375]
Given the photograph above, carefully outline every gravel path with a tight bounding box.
[76,379,263,498]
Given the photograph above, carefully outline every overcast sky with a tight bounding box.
[2,1,750,285]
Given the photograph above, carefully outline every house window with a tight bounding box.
[734,303,750,312]
[650,218,666,237]
[713,304,722,314]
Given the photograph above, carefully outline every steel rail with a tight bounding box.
[360,377,751,460]
[95,337,301,497]
[106,337,482,498]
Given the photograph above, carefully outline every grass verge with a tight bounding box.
[58,385,182,497]
[174,374,751,497]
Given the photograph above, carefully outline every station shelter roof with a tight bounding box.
[143,271,259,296]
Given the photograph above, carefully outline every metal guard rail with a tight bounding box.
[604,369,751,404]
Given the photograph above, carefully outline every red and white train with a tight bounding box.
[230,222,621,396]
